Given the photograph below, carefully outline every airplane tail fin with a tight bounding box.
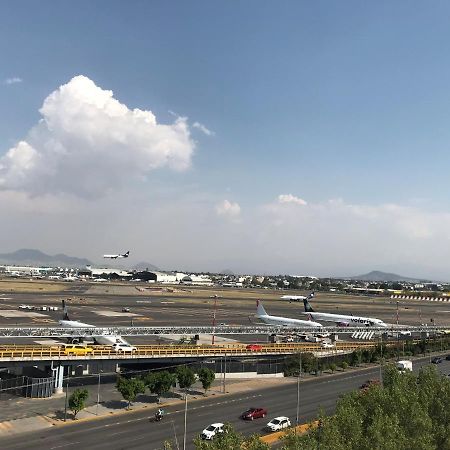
[256,300,268,317]
[62,300,70,321]
[303,297,315,313]
[124,251,130,257]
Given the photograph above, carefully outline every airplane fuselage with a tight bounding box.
[258,313,322,328]
[303,312,387,327]
[59,320,128,346]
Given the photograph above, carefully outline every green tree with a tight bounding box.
[145,371,177,402]
[68,388,89,419]
[280,365,450,450]
[116,376,145,410]
[176,365,196,392]
[197,367,215,395]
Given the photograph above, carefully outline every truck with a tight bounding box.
[396,360,412,373]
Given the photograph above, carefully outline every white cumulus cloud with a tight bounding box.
[4,77,23,85]
[278,194,307,206]
[215,199,241,220]
[0,75,195,198]
[193,121,214,136]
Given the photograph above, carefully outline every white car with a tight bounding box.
[201,423,224,440]
[321,342,335,349]
[111,343,137,353]
[266,416,291,432]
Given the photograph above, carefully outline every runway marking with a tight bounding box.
[160,302,175,304]
[92,311,140,317]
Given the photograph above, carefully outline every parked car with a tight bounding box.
[122,307,130,312]
[246,344,263,351]
[431,357,443,364]
[201,423,224,440]
[266,416,291,432]
[241,407,268,420]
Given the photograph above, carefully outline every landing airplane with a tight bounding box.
[255,300,322,328]
[302,297,388,327]
[103,251,130,259]
[281,291,315,303]
[59,300,132,346]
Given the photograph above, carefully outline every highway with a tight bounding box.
[1,360,446,450]
[0,356,448,450]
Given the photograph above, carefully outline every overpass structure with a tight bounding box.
[0,341,376,362]
[0,324,448,338]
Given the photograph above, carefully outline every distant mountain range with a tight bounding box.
[132,262,160,271]
[349,270,423,282]
[0,249,92,268]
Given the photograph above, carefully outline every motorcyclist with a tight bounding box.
[155,408,164,421]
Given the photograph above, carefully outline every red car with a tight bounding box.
[241,407,268,420]
[246,344,263,351]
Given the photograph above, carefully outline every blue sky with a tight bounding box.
[1,2,450,278]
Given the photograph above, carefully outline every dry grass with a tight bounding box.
[0,279,66,293]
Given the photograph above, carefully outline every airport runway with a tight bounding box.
[0,358,448,450]
[0,280,448,346]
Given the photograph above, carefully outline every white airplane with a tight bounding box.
[281,291,315,303]
[103,251,130,259]
[301,298,388,327]
[255,301,322,328]
[59,300,131,346]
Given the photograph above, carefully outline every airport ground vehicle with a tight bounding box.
[201,423,224,440]
[396,360,413,372]
[62,344,94,356]
[241,407,268,420]
[266,416,291,432]
[246,344,263,351]
[431,357,443,364]
[122,307,130,312]
[111,343,137,353]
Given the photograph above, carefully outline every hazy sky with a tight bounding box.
[2,1,450,278]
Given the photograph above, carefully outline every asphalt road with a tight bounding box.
[2,359,449,450]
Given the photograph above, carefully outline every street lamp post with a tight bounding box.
[64,368,70,422]
[183,390,188,450]
[296,352,302,427]
[96,369,102,416]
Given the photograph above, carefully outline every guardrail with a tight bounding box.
[0,342,378,361]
